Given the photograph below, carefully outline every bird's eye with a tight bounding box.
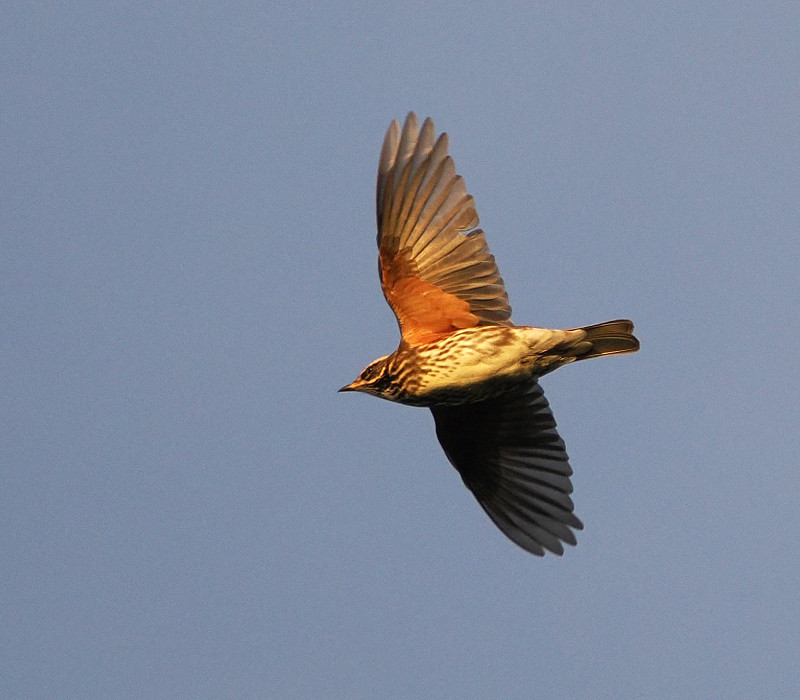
[362,363,386,382]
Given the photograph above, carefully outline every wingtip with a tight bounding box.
[402,111,419,132]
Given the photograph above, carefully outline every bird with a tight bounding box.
[340,113,639,556]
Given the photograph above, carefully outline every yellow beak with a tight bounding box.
[338,379,363,392]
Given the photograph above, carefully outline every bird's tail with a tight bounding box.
[570,319,640,360]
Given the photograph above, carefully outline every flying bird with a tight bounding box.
[340,113,639,556]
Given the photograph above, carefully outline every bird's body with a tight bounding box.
[341,113,639,556]
[355,321,634,407]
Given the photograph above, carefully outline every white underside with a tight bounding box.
[414,326,581,396]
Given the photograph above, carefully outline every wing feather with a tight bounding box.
[431,382,583,557]
[377,113,512,345]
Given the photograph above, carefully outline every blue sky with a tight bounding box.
[3,3,799,698]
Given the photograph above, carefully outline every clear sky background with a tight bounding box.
[3,3,799,698]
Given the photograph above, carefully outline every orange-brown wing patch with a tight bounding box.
[380,246,479,345]
[375,114,513,342]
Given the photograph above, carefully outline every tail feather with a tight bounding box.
[572,319,639,360]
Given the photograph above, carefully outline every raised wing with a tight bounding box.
[377,113,512,347]
[431,381,583,556]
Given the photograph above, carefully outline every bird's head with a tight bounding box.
[339,355,397,400]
